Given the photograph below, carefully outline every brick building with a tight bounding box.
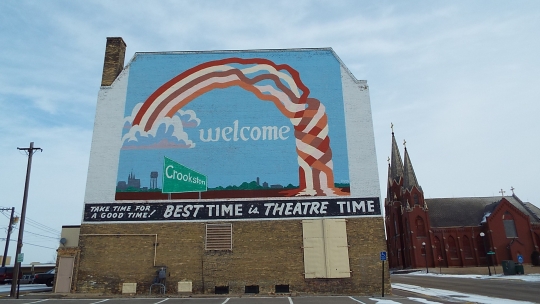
[55,38,389,295]
[385,131,540,270]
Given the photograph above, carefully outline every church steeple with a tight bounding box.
[403,145,421,191]
[390,126,404,184]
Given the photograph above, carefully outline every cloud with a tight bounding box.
[120,103,200,149]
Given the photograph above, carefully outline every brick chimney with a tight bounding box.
[101,37,127,86]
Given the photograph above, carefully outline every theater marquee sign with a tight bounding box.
[83,197,380,222]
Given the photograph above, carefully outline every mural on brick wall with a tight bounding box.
[116,50,351,199]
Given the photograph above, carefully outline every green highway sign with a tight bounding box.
[162,157,207,194]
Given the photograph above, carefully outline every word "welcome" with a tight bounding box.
[200,120,290,142]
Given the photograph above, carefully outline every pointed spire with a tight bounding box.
[390,127,404,183]
[386,158,392,201]
[403,146,421,191]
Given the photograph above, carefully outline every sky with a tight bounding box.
[1,0,539,263]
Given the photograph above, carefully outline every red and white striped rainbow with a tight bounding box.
[132,57,344,196]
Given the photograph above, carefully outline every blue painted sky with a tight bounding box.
[118,50,349,189]
[1,0,539,263]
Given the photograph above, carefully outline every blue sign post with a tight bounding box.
[380,251,387,297]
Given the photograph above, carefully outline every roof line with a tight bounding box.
[135,47,335,55]
[512,194,540,222]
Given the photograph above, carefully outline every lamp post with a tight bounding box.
[422,242,428,273]
[480,232,492,276]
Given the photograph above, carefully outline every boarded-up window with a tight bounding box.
[503,212,517,238]
[302,219,350,279]
[205,223,232,250]
[503,220,517,238]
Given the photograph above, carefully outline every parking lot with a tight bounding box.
[0,296,439,304]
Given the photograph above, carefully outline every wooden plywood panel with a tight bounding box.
[303,219,351,279]
[302,220,326,278]
[324,219,350,278]
[325,237,351,278]
[302,219,324,238]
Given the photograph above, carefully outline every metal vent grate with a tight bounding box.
[205,223,232,250]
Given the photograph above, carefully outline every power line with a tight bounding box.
[13,228,59,240]
[5,239,56,250]
[0,212,60,239]
[12,212,60,235]
[0,209,61,236]
[21,242,56,250]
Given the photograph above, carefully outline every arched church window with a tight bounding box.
[503,212,518,238]
[476,234,486,257]
[405,219,410,240]
[413,194,419,205]
[448,236,458,259]
[415,216,426,237]
[434,236,443,260]
[393,215,398,236]
[462,235,473,258]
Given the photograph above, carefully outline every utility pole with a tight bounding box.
[1,207,16,267]
[10,142,42,298]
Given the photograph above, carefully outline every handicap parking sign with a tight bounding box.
[380,251,387,261]
[517,254,524,264]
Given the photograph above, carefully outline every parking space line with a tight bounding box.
[348,296,366,304]
[155,299,169,304]
[90,300,109,304]
[288,297,293,304]
[27,300,49,304]
[221,298,230,304]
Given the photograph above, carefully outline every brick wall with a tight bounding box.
[75,217,389,295]
[101,37,126,86]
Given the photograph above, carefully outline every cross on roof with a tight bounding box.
[510,186,515,195]
[403,139,407,148]
[499,189,506,197]
[391,123,394,133]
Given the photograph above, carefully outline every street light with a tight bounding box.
[480,232,492,276]
[422,242,428,273]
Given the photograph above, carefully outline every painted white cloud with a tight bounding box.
[120,102,200,149]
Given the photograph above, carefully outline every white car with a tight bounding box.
[19,275,34,284]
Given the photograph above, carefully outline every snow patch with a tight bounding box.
[393,283,535,304]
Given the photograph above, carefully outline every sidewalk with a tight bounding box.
[394,265,540,275]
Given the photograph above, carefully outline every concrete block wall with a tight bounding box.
[75,217,389,295]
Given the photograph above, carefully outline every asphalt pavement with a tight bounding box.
[1,272,538,303]
[391,273,539,303]
[0,296,454,304]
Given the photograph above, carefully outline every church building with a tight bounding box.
[385,130,540,270]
